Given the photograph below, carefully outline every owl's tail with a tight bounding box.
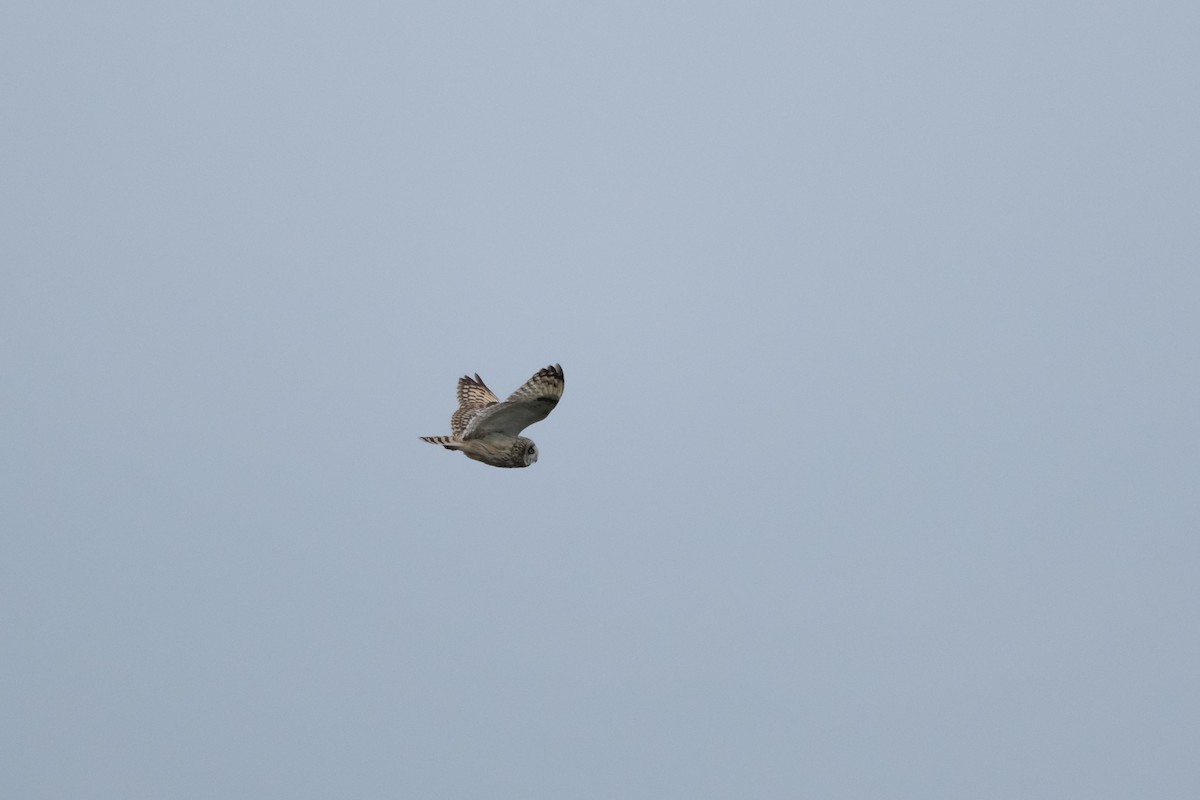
[420,435,464,451]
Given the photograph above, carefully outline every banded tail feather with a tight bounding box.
[420,435,463,451]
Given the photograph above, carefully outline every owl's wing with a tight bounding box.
[463,364,564,438]
[458,373,499,408]
[450,373,500,437]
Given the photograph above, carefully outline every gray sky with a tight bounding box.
[3,2,1198,798]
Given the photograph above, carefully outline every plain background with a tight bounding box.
[3,2,1198,798]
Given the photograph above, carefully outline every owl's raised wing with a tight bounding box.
[462,364,564,439]
[451,373,500,436]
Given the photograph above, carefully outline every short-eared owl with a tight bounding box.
[420,364,564,468]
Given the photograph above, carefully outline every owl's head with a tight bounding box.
[519,437,538,466]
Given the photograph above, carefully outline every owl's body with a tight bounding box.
[420,364,564,468]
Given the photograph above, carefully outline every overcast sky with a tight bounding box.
[3,2,1198,798]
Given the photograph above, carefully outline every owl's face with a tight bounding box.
[522,439,538,466]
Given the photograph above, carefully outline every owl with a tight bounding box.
[420,363,564,468]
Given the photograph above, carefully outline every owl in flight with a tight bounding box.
[420,363,564,468]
